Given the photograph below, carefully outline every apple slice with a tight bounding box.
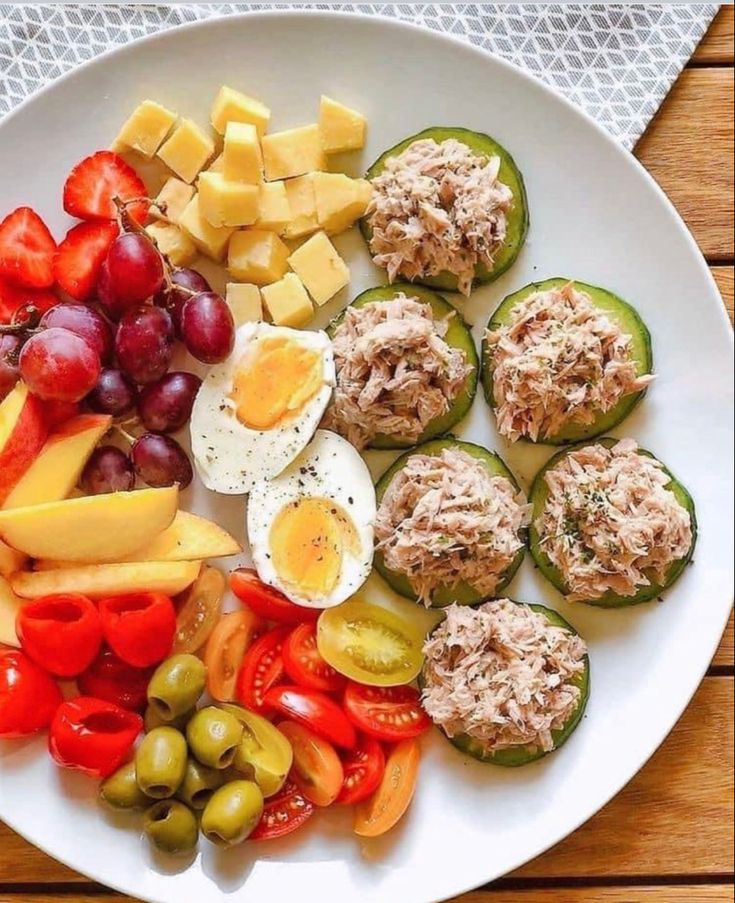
[0,382,48,506]
[0,574,24,646]
[36,510,241,568]
[0,486,178,562]
[0,540,26,578]
[12,560,201,600]
[2,413,112,510]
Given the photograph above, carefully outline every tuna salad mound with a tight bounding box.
[366,137,514,296]
[375,445,530,606]
[485,282,654,442]
[536,438,693,602]
[422,600,588,756]
[322,292,474,449]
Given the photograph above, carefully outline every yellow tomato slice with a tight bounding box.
[204,609,264,701]
[354,738,420,837]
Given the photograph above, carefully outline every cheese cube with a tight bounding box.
[288,231,349,306]
[115,100,177,158]
[198,172,259,228]
[313,172,372,234]
[223,122,263,184]
[226,283,262,326]
[282,174,319,240]
[261,274,313,328]
[157,118,215,183]
[178,195,235,261]
[211,86,271,137]
[262,125,326,181]
[228,230,290,285]
[318,96,367,153]
[153,178,195,225]
[256,181,292,232]
[145,222,197,267]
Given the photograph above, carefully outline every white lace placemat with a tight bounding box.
[0,3,717,149]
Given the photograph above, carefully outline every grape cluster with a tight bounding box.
[1,223,236,494]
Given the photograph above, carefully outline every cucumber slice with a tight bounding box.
[361,126,529,292]
[529,438,697,607]
[419,601,590,767]
[481,277,654,445]
[327,284,478,449]
[374,437,526,607]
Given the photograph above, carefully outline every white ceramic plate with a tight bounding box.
[0,11,732,903]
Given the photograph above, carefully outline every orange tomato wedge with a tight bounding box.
[278,719,344,807]
[354,737,420,837]
[204,609,263,702]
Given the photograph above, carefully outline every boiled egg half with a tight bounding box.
[191,322,335,494]
[247,429,376,609]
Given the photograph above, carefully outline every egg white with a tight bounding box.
[190,323,335,495]
[247,429,376,609]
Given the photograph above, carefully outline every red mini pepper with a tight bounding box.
[98,592,176,668]
[0,648,62,738]
[48,696,142,777]
[16,593,102,677]
[77,647,153,712]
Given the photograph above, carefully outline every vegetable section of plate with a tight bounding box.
[0,79,697,867]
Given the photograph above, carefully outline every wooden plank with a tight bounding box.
[636,70,734,261]
[692,6,735,65]
[714,611,734,668]
[516,677,734,878]
[712,266,734,323]
[454,887,735,903]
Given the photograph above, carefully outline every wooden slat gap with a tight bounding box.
[484,873,735,893]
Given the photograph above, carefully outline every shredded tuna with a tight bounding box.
[537,438,693,601]
[374,447,530,606]
[366,138,514,296]
[322,294,473,449]
[422,600,587,754]
[485,282,654,442]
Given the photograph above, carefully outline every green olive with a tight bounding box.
[99,761,149,810]
[223,704,293,797]
[186,706,243,769]
[135,727,188,799]
[144,704,195,734]
[177,758,225,810]
[147,654,207,721]
[200,780,264,847]
[143,800,198,855]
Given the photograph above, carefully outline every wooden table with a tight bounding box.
[1,8,733,903]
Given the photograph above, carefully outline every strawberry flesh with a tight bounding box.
[0,207,57,289]
[63,151,149,225]
[0,275,58,325]
[53,221,119,302]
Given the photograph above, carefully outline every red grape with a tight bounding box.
[180,292,235,364]
[138,371,202,433]
[131,433,193,489]
[19,327,101,402]
[155,268,211,336]
[80,445,135,494]
[114,305,174,385]
[96,258,127,321]
[0,334,21,401]
[40,303,113,363]
[86,368,137,417]
[105,233,165,308]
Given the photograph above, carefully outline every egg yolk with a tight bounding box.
[269,498,360,600]
[230,336,324,431]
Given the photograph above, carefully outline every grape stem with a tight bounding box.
[113,422,138,446]
[0,304,42,337]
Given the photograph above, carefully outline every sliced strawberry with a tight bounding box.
[0,207,57,289]
[53,221,119,302]
[0,275,58,324]
[63,151,149,225]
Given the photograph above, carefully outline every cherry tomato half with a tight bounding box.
[249,779,314,841]
[263,686,356,750]
[354,738,420,837]
[230,568,318,624]
[98,592,176,668]
[205,609,264,702]
[278,720,344,807]
[337,736,385,805]
[236,626,289,712]
[342,683,431,743]
[172,564,225,654]
[283,622,345,694]
[0,648,62,738]
[77,647,153,712]
[17,593,102,677]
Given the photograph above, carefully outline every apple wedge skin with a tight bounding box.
[11,561,201,600]
[0,486,179,562]
[0,383,49,507]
